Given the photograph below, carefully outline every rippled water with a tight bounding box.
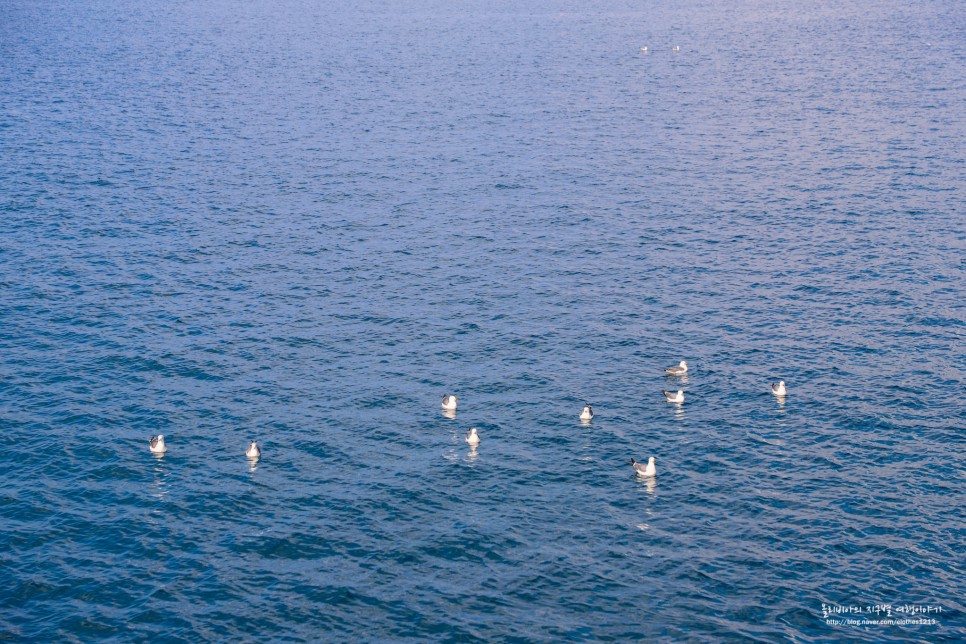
[2,0,964,640]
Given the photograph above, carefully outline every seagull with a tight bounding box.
[640,46,648,53]
[580,404,594,421]
[246,440,261,459]
[665,360,688,376]
[465,427,480,446]
[771,380,787,396]
[672,45,681,52]
[662,390,684,403]
[631,457,656,477]
[149,434,167,454]
[442,394,458,411]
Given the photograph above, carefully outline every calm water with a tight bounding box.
[1,0,964,641]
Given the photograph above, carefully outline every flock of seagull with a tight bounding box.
[446,360,788,480]
[148,433,261,459]
[147,360,789,479]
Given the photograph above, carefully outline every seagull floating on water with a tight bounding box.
[662,389,685,403]
[465,427,480,446]
[246,440,261,459]
[442,394,458,411]
[665,360,688,376]
[580,404,594,421]
[672,45,681,52]
[771,380,787,396]
[631,457,656,477]
[640,46,648,53]
[149,435,166,454]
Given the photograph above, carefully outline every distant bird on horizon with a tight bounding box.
[442,394,458,411]
[631,457,656,477]
[149,435,166,454]
[771,380,787,396]
[580,404,594,421]
[662,390,685,403]
[246,440,261,459]
[665,360,688,376]
[465,427,480,446]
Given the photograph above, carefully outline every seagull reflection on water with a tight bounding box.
[672,403,685,421]
[151,455,168,500]
[636,508,655,531]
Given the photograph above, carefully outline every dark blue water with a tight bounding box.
[2,0,964,640]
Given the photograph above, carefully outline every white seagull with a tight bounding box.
[665,360,688,376]
[442,394,458,411]
[149,435,167,454]
[771,380,787,396]
[580,404,594,421]
[662,389,685,403]
[465,427,480,446]
[672,45,681,52]
[246,440,261,459]
[631,457,656,477]
[640,46,648,53]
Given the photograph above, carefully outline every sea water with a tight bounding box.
[1,0,964,640]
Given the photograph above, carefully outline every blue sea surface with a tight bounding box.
[1,0,964,641]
